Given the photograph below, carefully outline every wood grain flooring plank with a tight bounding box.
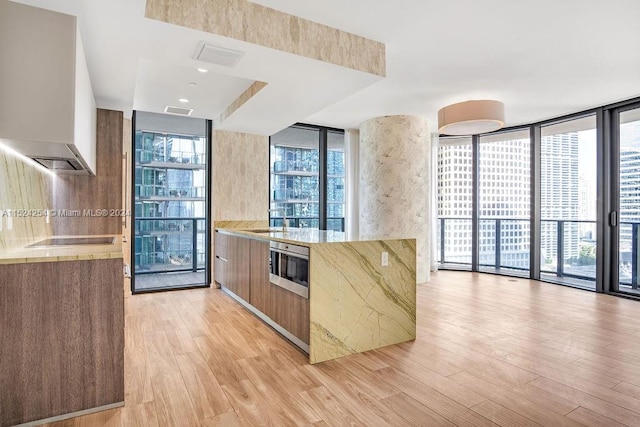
[200,411,242,427]
[566,406,628,427]
[449,371,581,426]
[297,386,366,427]
[572,356,640,388]
[378,342,463,377]
[501,352,621,389]
[119,402,159,427]
[124,345,154,404]
[375,367,495,427]
[151,372,200,427]
[143,330,179,379]
[529,376,640,426]
[380,392,457,426]
[234,358,322,425]
[470,400,540,427]
[221,379,287,426]
[165,326,199,355]
[372,350,486,408]
[175,352,232,420]
[193,335,248,386]
[612,381,640,400]
[302,364,410,426]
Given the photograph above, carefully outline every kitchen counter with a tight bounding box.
[215,227,417,364]
[216,227,412,245]
[0,234,123,264]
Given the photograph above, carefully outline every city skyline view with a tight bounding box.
[438,113,640,290]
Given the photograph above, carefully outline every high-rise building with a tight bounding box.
[269,126,346,231]
[438,137,532,269]
[134,131,206,272]
[540,132,580,262]
[437,141,473,264]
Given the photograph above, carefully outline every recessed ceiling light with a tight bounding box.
[178,98,190,103]
[189,82,197,87]
[197,67,208,73]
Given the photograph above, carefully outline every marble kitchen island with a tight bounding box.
[215,227,416,364]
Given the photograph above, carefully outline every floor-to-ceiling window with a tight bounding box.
[132,111,210,292]
[479,130,531,275]
[269,124,345,231]
[436,96,640,298]
[437,137,473,267]
[540,115,597,289]
[615,105,640,295]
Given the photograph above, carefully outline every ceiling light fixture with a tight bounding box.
[438,100,505,135]
[197,67,208,73]
[189,82,197,87]
[178,98,189,103]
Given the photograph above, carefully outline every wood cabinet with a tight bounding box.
[249,239,271,314]
[270,283,310,345]
[214,231,228,287]
[217,231,310,347]
[0,258,124,426]
[225,234,251,301]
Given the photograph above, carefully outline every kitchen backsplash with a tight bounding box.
[0,148,53,252]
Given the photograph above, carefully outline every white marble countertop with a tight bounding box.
[0,234,124,264]
[216,227,412,246]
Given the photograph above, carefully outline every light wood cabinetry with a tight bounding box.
[214,231,228,286]
[225,234,251,301]
[0,258,124,426]
[51,109,123,236]
[269,283,310,345]
[249,239,270,314]
[218,231,310,347]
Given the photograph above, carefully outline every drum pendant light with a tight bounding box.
[438,100,505,135]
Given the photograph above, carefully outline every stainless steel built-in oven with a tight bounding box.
[269,241,309,298]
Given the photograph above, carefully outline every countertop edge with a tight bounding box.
[215,227,416,246]
[0,234,124,265]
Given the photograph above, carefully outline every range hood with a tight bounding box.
[0,1,96,175]
[1,138,90,172]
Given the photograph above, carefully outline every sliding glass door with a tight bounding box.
[131,111,210,293]
[539,115,597,289]
[613,105,640,294]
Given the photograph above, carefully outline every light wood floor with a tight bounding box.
[45,271,640,426]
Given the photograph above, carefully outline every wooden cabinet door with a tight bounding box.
[214,257,226,286]
[249,239,271,314]
[271,285,310,345]
[214,231,228,286]
[226,235,251,301]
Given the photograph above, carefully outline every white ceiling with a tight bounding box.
[12,0,640,134]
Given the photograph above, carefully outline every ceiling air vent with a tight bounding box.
[194,42,245,67]
[164,105,193,116]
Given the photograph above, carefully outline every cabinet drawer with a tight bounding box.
[214,257,227,286]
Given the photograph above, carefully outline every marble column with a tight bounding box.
[359,115,431,283]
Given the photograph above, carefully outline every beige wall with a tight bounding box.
[0,149,53,252]
[212,130,269,221]
[359,115,431,283]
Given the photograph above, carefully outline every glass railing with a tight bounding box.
[540,219,597,280]
[135,149,205,165]
[134,217,206,274]
[619,221,639,290]
[269,217,345,232]
[136,185,206,199]
[437,218,607,283]
[437,217,473,266]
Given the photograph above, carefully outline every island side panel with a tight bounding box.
[309,239,416,364]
